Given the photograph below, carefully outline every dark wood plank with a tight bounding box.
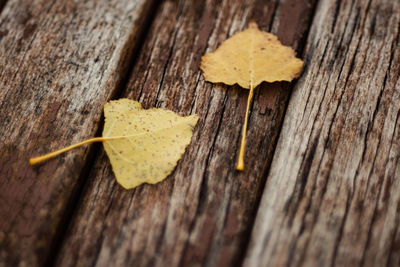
[55,0,317,266]
[0,0,156,265]
[244,0,400,266]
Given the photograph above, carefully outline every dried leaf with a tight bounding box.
[102,99,198,189]
[30,99,198,189]
[201,21,303,170]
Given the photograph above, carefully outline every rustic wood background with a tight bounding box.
[0,0,399,266]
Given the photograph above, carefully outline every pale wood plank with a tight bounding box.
[0,0,155,265]
[55,0,318,266]
[244,0,400,266]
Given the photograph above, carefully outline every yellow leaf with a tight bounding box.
[200,21,303,170]
[29,99,198,189]
[102,99,198,189]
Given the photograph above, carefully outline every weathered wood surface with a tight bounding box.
[2,0,399,266]
[0,0,155,265]
[54,0,317,266]
[244,0,400,266]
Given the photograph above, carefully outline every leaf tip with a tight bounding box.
[248,20,258,29]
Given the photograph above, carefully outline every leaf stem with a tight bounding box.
[29,136,127,165]
[236,85,254,171]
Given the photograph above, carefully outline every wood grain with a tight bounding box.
[0,0,155,265]
[244,0,400,266]
[55,0,317,266]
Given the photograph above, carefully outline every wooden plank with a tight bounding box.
[244,0,400,266]
[55,0,317,266]
[0,0,155,265]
